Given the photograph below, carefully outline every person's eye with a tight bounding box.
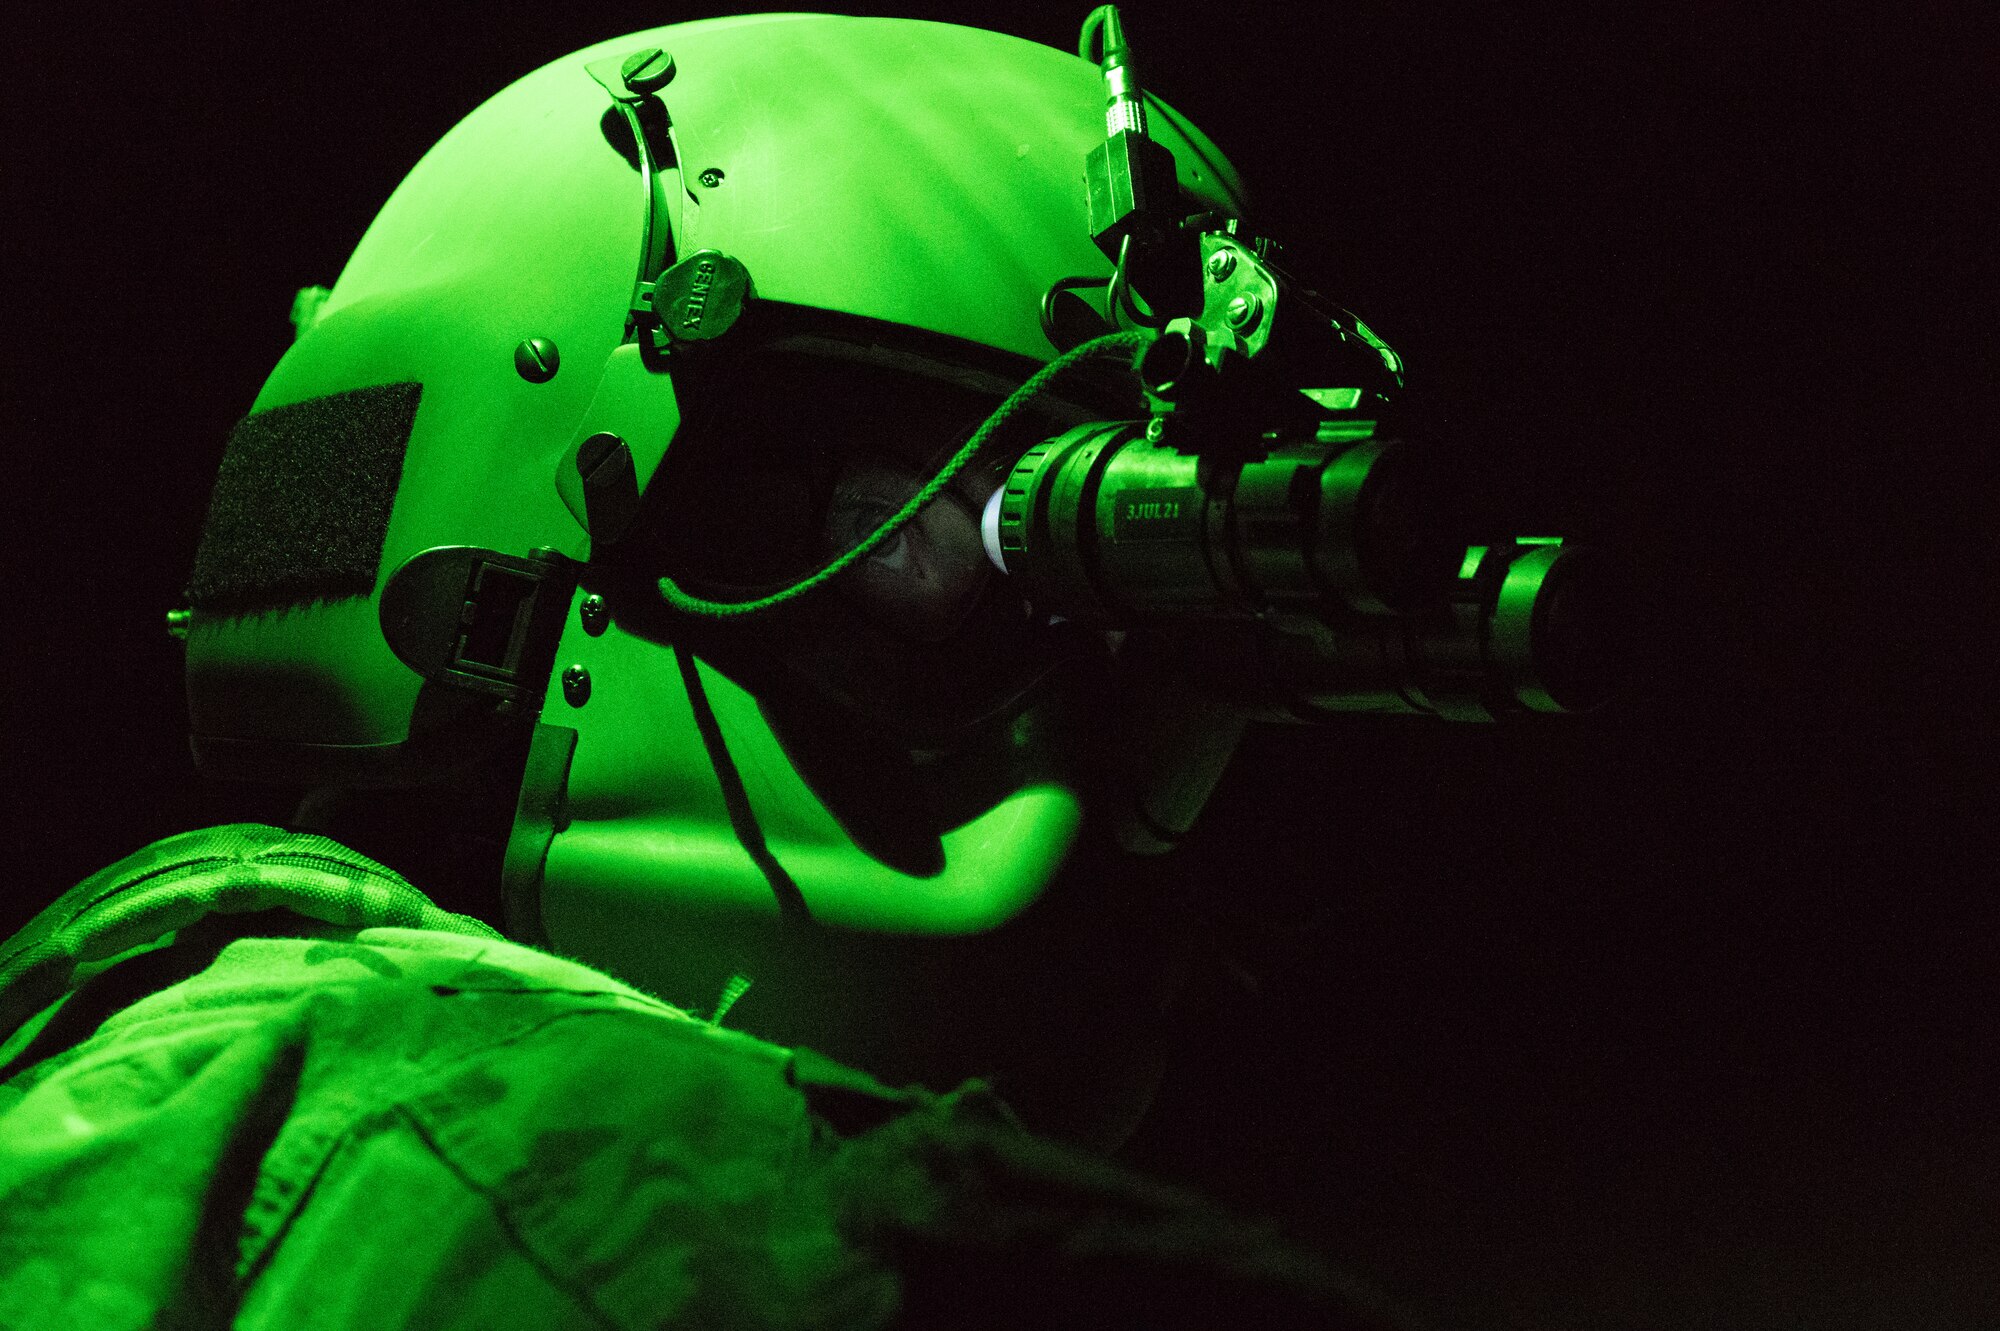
[870,525,912,572]
[829,492,913,571]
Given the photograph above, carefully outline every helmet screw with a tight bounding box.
[697,168,726,189]
[1225,293,1263,332]
[561,664,592,706]
[514,337,559,383]
[579,594,608,636]
[620,48,676,95]
[1205,248,1236,280]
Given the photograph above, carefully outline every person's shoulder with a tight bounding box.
[2,823,502,1035]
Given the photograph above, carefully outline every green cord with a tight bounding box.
[658,330,1150,618]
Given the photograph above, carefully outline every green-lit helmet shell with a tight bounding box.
[653,15,1244,358]
[189,13,1242,763]
[185,15,1246,956]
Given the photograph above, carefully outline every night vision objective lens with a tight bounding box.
[982,423,1453,624]
[980,426,1623,722]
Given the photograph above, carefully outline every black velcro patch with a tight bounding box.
[185,382,422,616]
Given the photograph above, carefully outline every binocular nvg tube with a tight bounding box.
[981,421,1620,723]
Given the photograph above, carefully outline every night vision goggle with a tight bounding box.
[654,5,1620,727]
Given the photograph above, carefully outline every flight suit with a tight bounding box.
[0,824,1363,1329]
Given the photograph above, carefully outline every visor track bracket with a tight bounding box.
[588,50,686,344]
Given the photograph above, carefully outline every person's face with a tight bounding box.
[614,333,1186,1146]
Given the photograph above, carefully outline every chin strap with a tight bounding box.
[658,330,1150,619]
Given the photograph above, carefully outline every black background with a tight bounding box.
[3,3,1987,1326]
